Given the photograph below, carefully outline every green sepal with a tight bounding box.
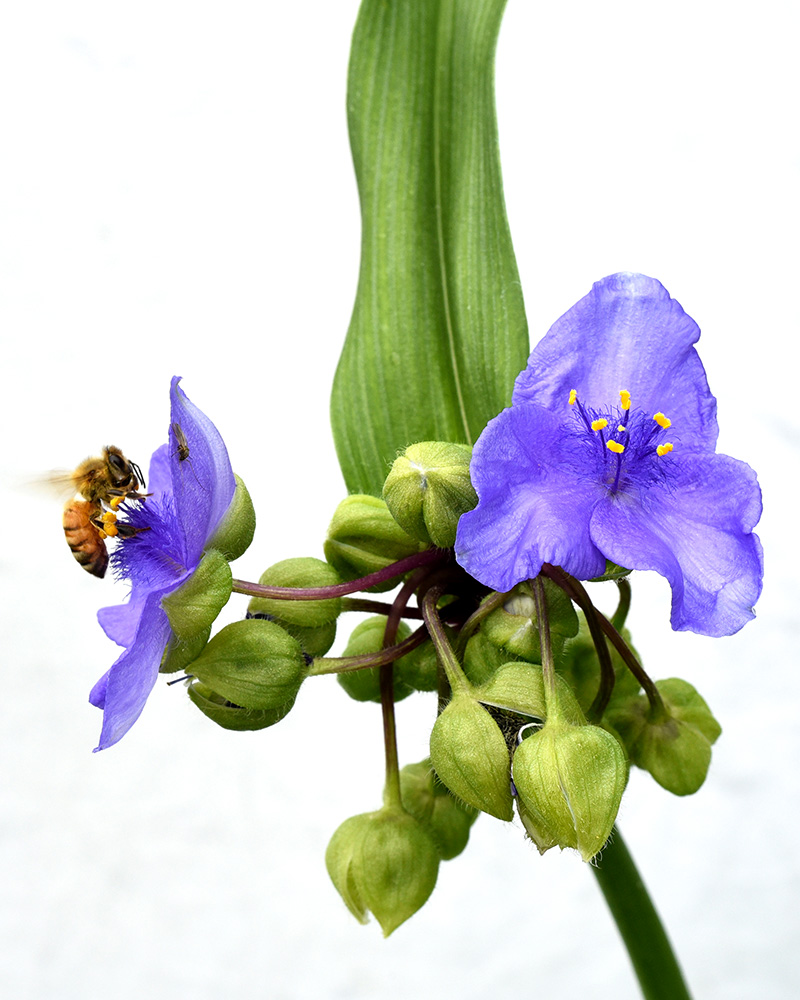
[159,627,212,674]
[382,441,477,548]
[462,630,519,687]
[187,680,295,732]
[482,578,579,663]
[399,760,478,861]
[513,719,628,861]
[251,615,337,659]
[337,618,414,703]
[187,618,307,711]
[589,560,633,582]
[247,557,342,626]
[394,638,440,693]
[161,548,233,640]
[325,804,440,937]
[473,660,587,723]
[608,678,721,796]
[207,474,256,561]
[324,495,425,592]
[429,691,514,821]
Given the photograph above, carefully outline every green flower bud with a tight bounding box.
[246,612,337,659]
[325,804,440,936]
[382,441,477,548]
[399,760,478,860]
[247,557,341,626]
[161,548,233,640]
[186,679,295,731]
[159,627,211,674]
[337,618,413,703]
[610,678,721,796]
[324,495,425,592]
[462,631,518,686]
[557,618,642,716]
[188,618,307,711]
[394,638,440,692]
[474,660,586,722]
[512,718,628,861]
[482,579,579,663]
[429,692,514,821]
[207,474,256,561]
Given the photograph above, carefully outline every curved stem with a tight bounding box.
[308,625,428,676]
[592,828,693,1000]
[612,578,632,631]
[231,548,446,601]
[340,597,423,618]
[541,564,615,721]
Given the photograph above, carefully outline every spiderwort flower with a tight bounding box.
[89,377,236,750]
[455,273,763,637]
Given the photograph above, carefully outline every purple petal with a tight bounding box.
[92,592,173,751]
[589,453,763,636]
[147,443,172,498]
[456,404,607,591]
[168,377,235,566]
[97,592,149,647]
[513,274,718,452]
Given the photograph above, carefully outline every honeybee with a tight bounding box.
[61,447,149,578]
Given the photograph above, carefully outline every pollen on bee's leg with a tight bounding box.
[109,495,125,510]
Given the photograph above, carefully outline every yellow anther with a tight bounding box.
[653,412,671,429]
[607,440,625,454]
[619,390,631,411]
[617,424,626,433]
[657,443,674,457]
[591,418,608,431]
[110,495,125,510]
[568,389,578,405]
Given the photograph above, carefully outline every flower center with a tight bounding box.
[568,389,674,493]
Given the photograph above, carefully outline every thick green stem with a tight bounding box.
[592,828,693,1000]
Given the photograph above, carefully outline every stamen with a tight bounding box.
[607,440,625,454]
[617,424,626,432]
[568,389,578,406]
[591,418,608,431]
[653,412,671,429]
[657,443,673,457]
[619,390,631,411]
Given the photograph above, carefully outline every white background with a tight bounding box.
[1,1,798,997]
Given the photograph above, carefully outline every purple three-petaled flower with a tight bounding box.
[455,273,763,637]
[89,376,235,750]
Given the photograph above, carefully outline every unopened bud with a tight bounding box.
[324,495,425,592]
[186,679,295,731]
[399,760,478,860]
[429,692,514,821]
[247,557,342,626]
[482,579,578,663]
[512,718,628,861]
[187,618,307,711]
[382,441,477,548]
[336,617,413,703]
[246,611,337,659]
[610,678,721,796]
[325,804,440,936]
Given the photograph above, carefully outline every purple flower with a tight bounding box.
[455,273,763,637]
[89,377,236,750]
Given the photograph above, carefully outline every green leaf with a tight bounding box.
[332,0,529,495]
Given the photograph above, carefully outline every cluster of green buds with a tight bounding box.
[162,440,721,933]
